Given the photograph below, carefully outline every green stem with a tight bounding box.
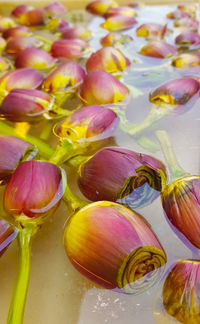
[62,185,88,213]
[156,130,189,181]
[7,225,36,324]
[49,140,85,165]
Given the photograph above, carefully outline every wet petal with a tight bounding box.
[86,0,118,16]
[51,39,90,60]
[175,31,200,45]
[62,27,92,41]
[15,48,57,70]
[44,2,67,16]
[174,17,198,31]
[136,23,167,39]
[17,8,44,26]
[101,15,137,32]
[6,36,41,55]
[140,40,177,58]
[100,32,133,47]
[11,4,34,18]
[167,9,191,20]
[172,53,200,70]
[3,26,31,39]
[104,6,137,18]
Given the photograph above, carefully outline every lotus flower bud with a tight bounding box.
[0,37,6,53]
[0,57,9,72]
[104,6,137,18]
[140,40,177,58]
[166,9,191,20]
[44,2,67,16]
[136,23,167,39]
[149,77,200,108]
[172,53,200,70]
[0,68,44,97]
[17,8,44,26]
[175,31,200,45]
[6,36,41,56]
[64,201,167,293]
[15,48,57,70]
[86,46,131,74]
[3,26,31,39]
[80,70,129,105]
[100,32,133,47]
[0,89,54,122]
[11,4,34,18]
[62,27,92,41]
[78,147,166,208]
[101,15,137,32]
[174,17,198,31]
[51,39,89,60]
[86,0,118,16]
[42,61,85,93]
[56,105,119,142]
[0,17,16,33]
[0,135,33,183]
[163,259,200,323]
[0,219,16,257]
[4,160,65,221]
[177,3,196,15]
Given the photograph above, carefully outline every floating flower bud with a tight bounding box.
[51,39,89,60]
[100,32,133,47]
[172,53,200,70]
[101,15,137,32]
[0,16,15,33]
[104,6,137,18]
[17,8,44,26]
[174,17,198,31]
[15,48,57,70]
[44,2,67,16]
[86,0,118,16]
[0,219,16,257]
[140,40,177,58]
[163,260,200,323]
[166,9,191,20]
[4,160,65,220]
[0,135,33,183]
[0,89,54,122]
[177,3,196,15]
[86,46,131,74]
[136,23,167,39]
[64,201,167,293]
[6,36,40,55]
[0,37,6,53]
[0,57,9,72]
[175,31,200,45]
[62,27,92,41]
[3,26,31,39]
[78,147,166,208]
[11,4,34,18]
[80,70,129,105]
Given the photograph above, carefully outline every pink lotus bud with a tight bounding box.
[0,219,16,257]
[172,53,200,70]
[0,57,9,72]
[11,5,34,18]
[62,27,92,41]
[86,46,131,74]
[86,0,118,16]
[42,61,85,93]
[0,135,34,183]
[149,77,200,109]
[17,8,44,26]
[140,40,177,58]
[0,37,6,53]
[166,9,191,20]
[6,36,41,55]
[175,31,200,45]
[0,16,15,33]
[51,39,90,60]
[64,201,167,293]
[56,105,119,142]
[4,160,65,220]
[44,2,67,16]
[101,15,137,32]
[78,147,166,208]
[0,89,54,122]
[174,17,198,31]
[80,70,130,105]
[163,260,200,323]
[100,32,133,47]
[3,26,31,39]
[15,48,57,70]
[104,6,137,18]
[136,23,167,39]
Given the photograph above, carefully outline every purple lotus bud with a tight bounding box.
[167,9,191,20]
[0,17,15,33]
[44,2,67,16]
[51,39,90,60]
[62,27,92,41]
[104,6,137,19]
[172,53,200,70]
[6,36,41,55]
[101,15,137,32]
[140,40,177,58]
[11,4,34,18]
[86,0,118,16]
[100,32,133,47]
[3,26,31,39]
[15,48,57,70]
[174,17,198,31]
[175,31,200,45]
[136,23,167,39]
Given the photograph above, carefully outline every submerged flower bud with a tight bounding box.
[140,40,177,58]
[104,6,137,18]
[175,31,200,45]
[101,15,137,32]
[3,26,31,39]
[166,10,190,20]
[86,0,118,16]
[11,4,34,18]
[4,160,65,220]
[86,46,131,74]
[100,32,133,47]
[174,17,198,31]
[15,48,56,70]
[17,8,44,26]
[64,201,167,293]
[44,1,67,16]
[163,260,200,323]
[62,27,92,41]
[0,16,15,33]
[51,39,89,60]
[149,77,200,108]
[0,89,54,122]
[172,53,200,70]
[0,135,33,183]
[42,61,85,93]
[80,70,129,105]
[0,219,16,256]
[136,23,167,39]
[78,147,166,208]
[6,36,40,55]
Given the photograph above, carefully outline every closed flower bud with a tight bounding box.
[78,147,166,208]
[80,70,129,105]
[174,17,198,31]
[136,23,167,39]
[0,37,6,53]
[4,160,65,221]
[3,26,31,39]
[101,15,137,32]
[11,4,34,18]
[167,10,190,20]
[44,2,67,16]
[6,36,41,56]
[172,53,200,70]
[86,46,131,74]
[86,0,118,16]
[163,260,200,323]
[104,6,137,18]
[17,8,44,26]
[100,32,133,47]
[0,219,16,257]
[15,48,57,70]
[42,61,85,93]
[0,16,15,33]
[140,40,177,58]
[62,27,92,41]
[175,31,200,45]
[0,57,10,72]
[0,89,54,122]
[51,39,90,60]
[0,135,33,183]
[63,201,167,294]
